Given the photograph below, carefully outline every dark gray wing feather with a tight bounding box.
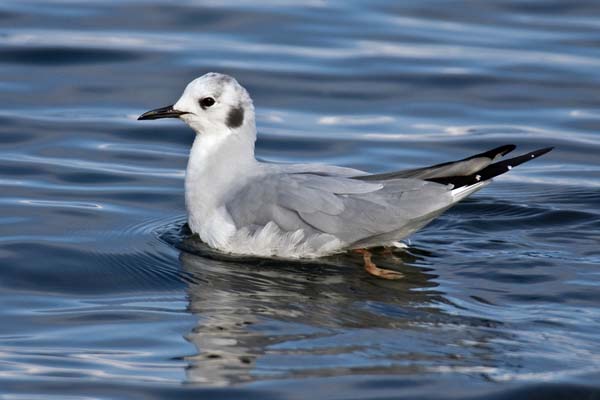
[354,144,516,181]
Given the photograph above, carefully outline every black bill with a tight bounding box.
[138,105,188,120]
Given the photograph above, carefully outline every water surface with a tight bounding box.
[1,0,600,398]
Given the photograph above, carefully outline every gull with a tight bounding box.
[139,72,552,279]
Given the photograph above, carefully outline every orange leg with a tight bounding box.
[353,249,404,280]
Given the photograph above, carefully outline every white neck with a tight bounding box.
[184,125,259,245]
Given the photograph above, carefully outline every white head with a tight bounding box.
[138,72,255,138]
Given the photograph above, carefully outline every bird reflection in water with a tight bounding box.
[177,234,444,386]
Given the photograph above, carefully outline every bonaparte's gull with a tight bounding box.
[139,72,552,279]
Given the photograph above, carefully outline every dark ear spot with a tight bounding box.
[226,106,244,128]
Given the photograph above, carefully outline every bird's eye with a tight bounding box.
[199,97,215,109]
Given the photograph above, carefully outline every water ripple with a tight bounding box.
[1,0,600,398]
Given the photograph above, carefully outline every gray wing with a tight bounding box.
[270,162,367,177]
[225,173,455,247]
[354,144,516,181]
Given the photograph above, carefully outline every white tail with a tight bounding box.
[451,181,490,202]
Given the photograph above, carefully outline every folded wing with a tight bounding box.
[226,173,455,247]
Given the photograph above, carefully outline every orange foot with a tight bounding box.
[353,249,404,280]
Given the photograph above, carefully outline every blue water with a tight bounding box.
[1,1,600,398]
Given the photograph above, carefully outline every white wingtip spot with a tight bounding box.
[507,165,512,170]
[531,154,535,158]
[475,174,481,181]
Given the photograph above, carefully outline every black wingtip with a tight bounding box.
[426,146,554,188]
[497,144,517,157]
[462,144,517,162]
[529,146,554,158]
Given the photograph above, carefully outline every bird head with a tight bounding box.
[138,72,255,137]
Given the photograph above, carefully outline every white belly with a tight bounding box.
[189,209,344,258]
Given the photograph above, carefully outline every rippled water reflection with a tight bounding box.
[1,0,600,398]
